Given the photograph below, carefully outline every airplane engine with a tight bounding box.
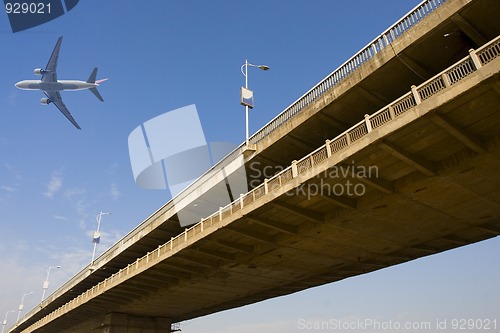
[40,98,51,105]
[34,68,45,75]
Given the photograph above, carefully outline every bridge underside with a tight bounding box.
[134,67,500,322]
[33,56,500,333]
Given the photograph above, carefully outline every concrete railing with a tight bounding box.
[20,34,500,333]
[201,36,500,227]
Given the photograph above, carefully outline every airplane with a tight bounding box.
[15,36,107,129]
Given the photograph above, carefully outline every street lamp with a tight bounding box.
[91,211,111,265]
[240,59,270,147]
[41,265,61,302]
[2,310,15,333]
[16,291,34,323]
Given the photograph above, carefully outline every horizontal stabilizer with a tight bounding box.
[96,78,109,84]
[89,87,104,102]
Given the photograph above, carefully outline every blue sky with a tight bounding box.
[1,1,498,332]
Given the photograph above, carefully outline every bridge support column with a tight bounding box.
[101,313,172,333]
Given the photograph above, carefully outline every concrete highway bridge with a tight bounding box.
[9,0,500,332]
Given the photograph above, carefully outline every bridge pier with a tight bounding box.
[100,313,172,333]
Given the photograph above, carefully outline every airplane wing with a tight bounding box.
[43,91,81,129]
[41,36,63,83]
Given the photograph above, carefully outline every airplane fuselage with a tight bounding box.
[15,80,97,92]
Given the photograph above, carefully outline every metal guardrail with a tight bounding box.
[248,0,446,145]
[21,35,500,333]
[16,0,450,328]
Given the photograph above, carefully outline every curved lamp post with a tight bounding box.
[41,265,61,302]
[240,59,270,146]
[16,291,34,323]
[91,211,111,265]
[2,310,15,333]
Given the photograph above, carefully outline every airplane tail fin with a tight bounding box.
[87,67,98,83]
[87,68,107,101]
[89,87,104,102]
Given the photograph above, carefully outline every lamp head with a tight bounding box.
[258,65,270,71]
